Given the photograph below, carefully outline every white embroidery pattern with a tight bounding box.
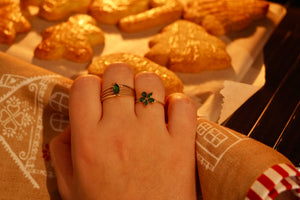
[50,113,69,132]
[49,92,69,132]
[49,92,69,114]
[0,96,34,140]
[0,74,70,189]
[196,121,249,172]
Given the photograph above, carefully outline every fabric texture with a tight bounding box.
[196,118,300,200]
[246,163,300,199]
[0,52,71,199]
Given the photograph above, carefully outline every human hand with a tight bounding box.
[50,63,197,200]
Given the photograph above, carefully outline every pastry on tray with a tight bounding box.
[183,0,269,36]
[89,0,183,32]
[34,14,105,63]
[118,0,183,32]
[21,0,41,6]
[145,20,231,73]
[87,53,184,96]
[21,0,92,21]
[89,0,150,25]
[0,0,31,44]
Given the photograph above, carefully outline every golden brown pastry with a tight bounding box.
[89,0,150,25]
[118,0,183,32]
[34,14,105,63]
[21,0,42,6]
[0,1,31,44]
[89,0,183,32]
[22,0,92,21]
[145,20,231,73]
[183,0,269,36]
[87,53,184,96]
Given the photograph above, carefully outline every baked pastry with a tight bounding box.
[145,20,231,73]
[89,0,183,32]
[0,1,31,44]
[22,0,92,21]
[118,0,183,32]
[21,0,41,6]
[34,14,105,63]
[89,0,150,25]
[183,0,269,36]
[87,53,184,96]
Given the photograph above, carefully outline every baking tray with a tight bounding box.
[0,2,287,120]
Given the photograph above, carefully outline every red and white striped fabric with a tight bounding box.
[246,163,300,200]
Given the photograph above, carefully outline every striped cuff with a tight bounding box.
[246,163,300,200]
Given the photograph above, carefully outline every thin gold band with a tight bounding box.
[101,83,135,102]
[135,99,164,106]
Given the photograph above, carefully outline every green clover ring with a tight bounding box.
[138,92,164,106]
[101,83,135,102]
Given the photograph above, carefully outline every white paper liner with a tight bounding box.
[217,52,266,124]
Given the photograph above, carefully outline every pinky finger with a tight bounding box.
[166,93,197,141]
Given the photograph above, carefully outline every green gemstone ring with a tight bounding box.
[137,91,164,106]
[101,83,135,102]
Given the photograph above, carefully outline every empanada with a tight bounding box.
[183,0,269,36]
[145,20,231,73]
[87,53,184,96]
[0,1,31,44]
[34,14,105,63]
[22,0,92,21]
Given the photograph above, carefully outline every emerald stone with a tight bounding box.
[148,98,155,103]
[113,83,120,94]
[139,92,156,106]
[141,92,147,97]
[139,97,145,103]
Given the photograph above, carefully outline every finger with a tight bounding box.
[50,126,73,200]
[135,72,165,124]
[69,75,102,133]
[101,63,135,119]
[166,93,197,141]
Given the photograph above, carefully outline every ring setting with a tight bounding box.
[137,91,164,106]
[101,83,135,102]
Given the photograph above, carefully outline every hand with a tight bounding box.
[50,63,197,200]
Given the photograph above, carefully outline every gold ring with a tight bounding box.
[101,83,135,102]
[136,92,164,106]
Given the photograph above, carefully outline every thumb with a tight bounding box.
[50,126,73,200]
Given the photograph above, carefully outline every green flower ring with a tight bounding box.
[138,92,164,106]
[101,83,135,102]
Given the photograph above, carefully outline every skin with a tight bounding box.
[50,63,197,200]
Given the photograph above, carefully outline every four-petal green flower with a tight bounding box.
[139,92,155,106]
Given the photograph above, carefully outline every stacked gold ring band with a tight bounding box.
[101,83,135,102]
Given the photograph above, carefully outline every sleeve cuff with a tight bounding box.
[246,163,300,200]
